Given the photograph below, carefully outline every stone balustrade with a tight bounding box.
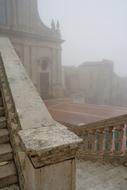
[77,122,127,164]
[0,38,82,190]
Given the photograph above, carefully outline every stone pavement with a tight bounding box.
[77,161,127,190]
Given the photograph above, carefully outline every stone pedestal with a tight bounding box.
[19,126,81,190]
[25,156,75,190]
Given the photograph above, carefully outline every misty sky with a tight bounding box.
[38,0,127,76]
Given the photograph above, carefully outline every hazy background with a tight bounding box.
[38,0,127,76]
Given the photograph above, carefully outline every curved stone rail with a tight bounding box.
[0,38,82,190]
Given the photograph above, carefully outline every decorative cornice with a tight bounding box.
[0,27,64,43]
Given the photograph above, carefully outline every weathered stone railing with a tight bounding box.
[0,38,82,190]
[70,115,127,164]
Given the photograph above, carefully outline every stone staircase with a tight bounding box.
[0,94,19,189]
[77,160,127,190]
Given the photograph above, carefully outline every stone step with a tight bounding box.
[0,144,13,162]
[0,107,4,117]
[0,162,18,188]
[0,129,9,144]
[0,184,19,190]
[0,117,6,129]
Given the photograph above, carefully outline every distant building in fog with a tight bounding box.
[0,0,63,99]
[77,59,113,105]
[112,75,127,106]
[63,59,127,107]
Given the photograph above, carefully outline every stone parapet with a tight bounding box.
[0,38,82,190]
[72,119,127,165]
[19,126,80,168]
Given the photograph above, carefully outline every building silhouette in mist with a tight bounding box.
[64,59,127,107]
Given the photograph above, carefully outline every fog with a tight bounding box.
[38,0,127,76]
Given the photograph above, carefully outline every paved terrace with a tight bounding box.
[76,161,127,190]
[44,99,127,126]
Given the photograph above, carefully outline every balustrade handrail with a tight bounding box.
[77,114,127,131]
[77,115,127,163]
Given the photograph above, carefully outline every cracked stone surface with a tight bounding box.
[19,126,81,153]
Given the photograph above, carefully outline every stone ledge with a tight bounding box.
[0,37,82,170]
[18,126,82,168]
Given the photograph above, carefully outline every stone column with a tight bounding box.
[57,49,63,84]
[51,48,57,97]
[51,47,63,97]
[11,0,17,28]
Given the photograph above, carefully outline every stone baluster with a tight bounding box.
[83,130,88,152]
[88,130,92,152]
[92,130,96,152]
[118,126,124,154]
[111,127,116,153]
[95,129,100,152]
[88,130,94,152]
[122,124,127,154]
[103,128,109,154]
[111,127,120,153]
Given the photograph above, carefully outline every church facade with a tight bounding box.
[0,0,63,99]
